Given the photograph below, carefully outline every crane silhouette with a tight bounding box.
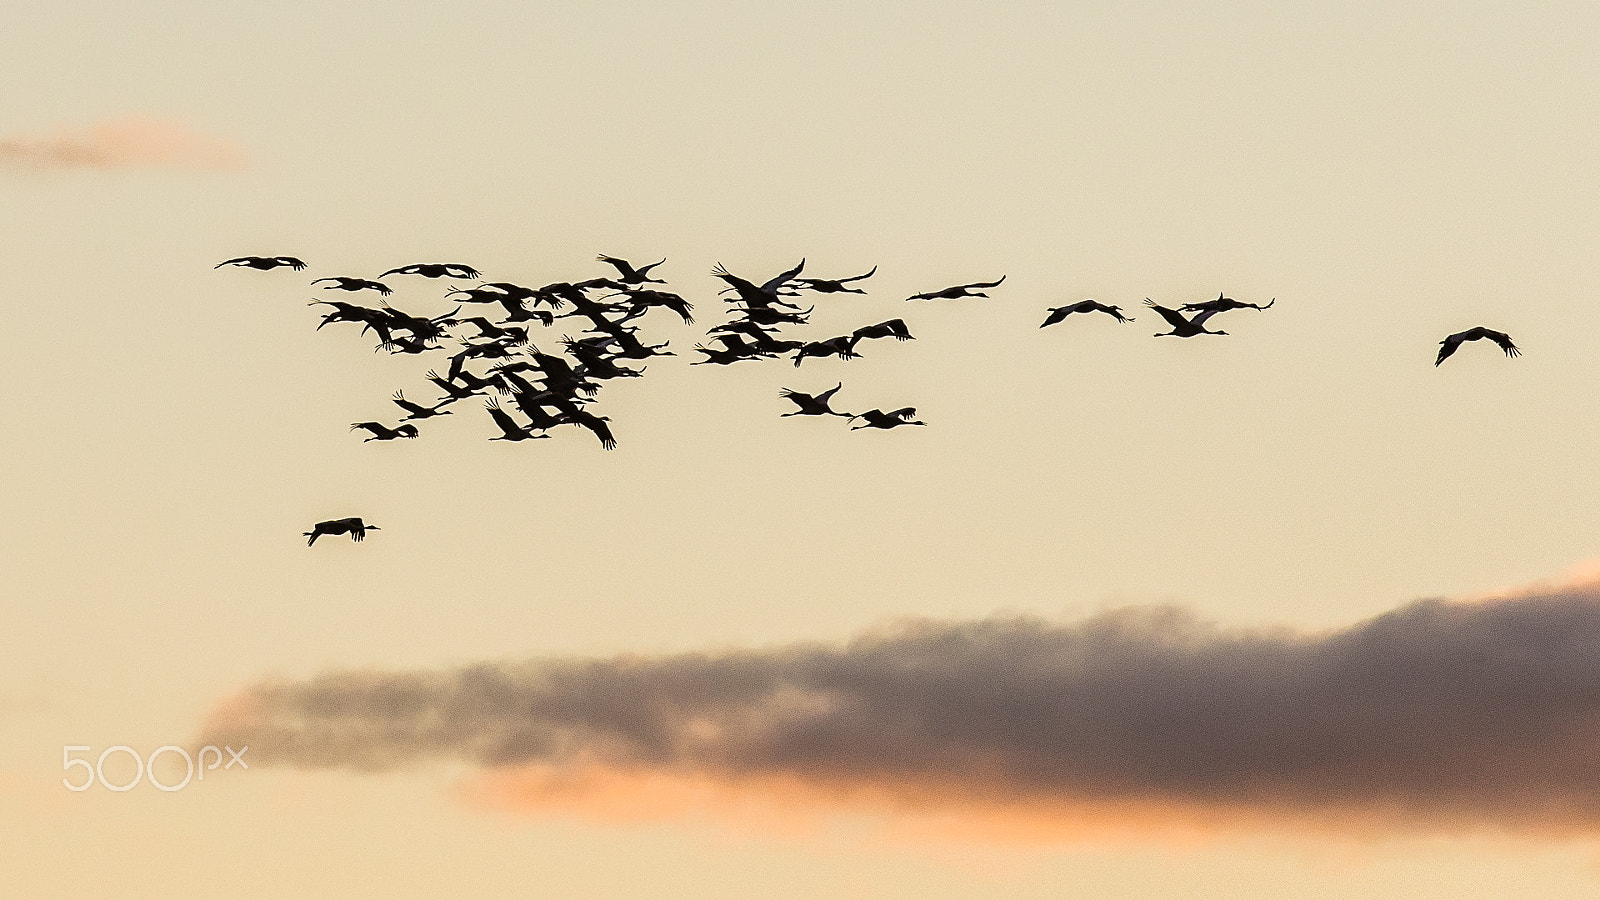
[907,276,1005,301]
[712,260,807,309]
[313,276,391,295]
[216,256,306,271]
[391,390,453,421]
[1435,327,1520,365]
[779,384,851,417]
[851,318,914,341]
[379,263,481,279]
[1179,293,1274,314]
[484,398,550,442]
[350,422,419,441]
[1041,300,1133,327]
[1145,299,1228,337]
[850,408,926,429]
[596,254,667,285]
[305,517,379,546]
[792,266,877,294]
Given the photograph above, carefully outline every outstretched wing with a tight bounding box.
[760,259,806,295]
[1482,328,1521,357]
[1144,299,1192,330]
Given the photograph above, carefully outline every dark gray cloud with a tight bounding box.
[199,582,1600,831]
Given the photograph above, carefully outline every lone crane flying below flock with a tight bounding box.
[305,517,380,546]
[1435,327,1521,366]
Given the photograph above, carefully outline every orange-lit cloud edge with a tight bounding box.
[0,116,244,170]
[201,560,1600,848]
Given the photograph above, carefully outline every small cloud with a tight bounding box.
[0,116,244,171]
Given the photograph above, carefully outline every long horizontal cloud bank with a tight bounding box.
[0,117,243,170]
[201,582,1600,832]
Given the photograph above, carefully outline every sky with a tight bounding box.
[7,0,1600,896]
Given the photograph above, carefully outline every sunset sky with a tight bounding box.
[8,0,1600,896]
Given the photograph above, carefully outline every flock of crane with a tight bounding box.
[215,253,1521,544]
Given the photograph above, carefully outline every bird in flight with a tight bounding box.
[850,407,926,429]
[1144,299,1228,337]
[906,276,1005,301]
[851,318,914,342]
[792,266,877,294]
[350,421,420,441]
[484,398,551,442]
[1179,293,1274,314]
[313,276,392,295]
[712,259,807,309]
[1435,327,1521,366]
[305,517,380,546]
[779,384,851,417]
[216,256,306,271]
[379,263,482,279]
[596,255,668,285]
[1041,300,1133,327]
[391,390,453,421]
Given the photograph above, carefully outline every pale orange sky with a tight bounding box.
[7,0,1600,896]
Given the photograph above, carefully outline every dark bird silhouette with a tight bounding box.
[907,276,1005,301]
[1179,293,1275,314]
[309,299,390,336]
[707,323,801,356]
[350,421,419,441]
[779,384,851,417]
[1435,327,1521,365]
[724,304,813,327]
[793,335,863,367]
[851,318,914,342]
[712,260,807,309]
[1041,300,1133,327]
[484,398,550,442]
[691,341,766,365]
[560,409,617,450]
[1144,299,1228,337]
[596,255,668,285]
[379,263,481,279]
[850,408,926,429]
[391,390,453,421]
[614,288,694,324]
[447,337,520,381]
[424,369,485,405]
[792,266,877,294]
[375,335,436,355]
[453,317,529,343]
[313,277,391,295]
[216,256,306,271]
[305,517,379,546]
